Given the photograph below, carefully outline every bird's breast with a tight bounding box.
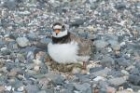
[48,41,79,63]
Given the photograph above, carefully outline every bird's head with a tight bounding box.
[52,22,68,38]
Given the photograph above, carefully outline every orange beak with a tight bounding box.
[54,29,60,35]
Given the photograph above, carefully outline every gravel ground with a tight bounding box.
[0,0,140,93]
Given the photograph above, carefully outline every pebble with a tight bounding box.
[0,86,5,93]
[38,78,51,89]
[7,68,18,77]
[129,74,140,85]
[3,0,17,10]
[89,67,103,73]
[74,83,92,93]
[37,91,46,93]
[16,37,30,47]
[5,86,12,91]
[33,65,40,72]
[70,19,85,27]
[1,47,11,55]
[17,53,25,63]
[94,40,109,50]
[17,86,24,92]
[93,76,106,82]
[25,84,39,93]
[108,77,127,86]
[92,68,111,77]
[33,59,42,65]
[53,75,65,86]
[121,70,129,76]
[116,90,134,93]
[64,84,74,93]
[27,33,38,41]
[40,38,51,45]
[107,86,116,93]
[100,56,114,67]
[108,40,121,51]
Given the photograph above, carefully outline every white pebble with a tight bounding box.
[93,76,106,82]
[17,86,24,92]
[5,86,12,91]
[34,65,40,71]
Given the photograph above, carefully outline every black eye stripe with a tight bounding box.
[53,29,65,32]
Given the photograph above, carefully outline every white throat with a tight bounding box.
[52,30,68,38]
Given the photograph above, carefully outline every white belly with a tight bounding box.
[48,41,79,64]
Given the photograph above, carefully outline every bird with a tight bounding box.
[48,22,94,69]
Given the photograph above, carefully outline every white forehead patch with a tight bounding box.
[53,25,62,29]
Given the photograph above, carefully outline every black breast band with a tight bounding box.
[52,32,71,44]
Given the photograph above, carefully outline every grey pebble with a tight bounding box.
[94,40,109,51]
[74,83,92,93]
[16,37,30,48]
[25,84,39,93]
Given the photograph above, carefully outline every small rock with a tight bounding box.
[92,68,111,77]
[64,84,74,93]
[53,75,65,86]
[7,68,18,77]
[90,67,103,73]
[108,70,124,77]
[5,86,12,91]
[27,33,38,41]
[93,76,106,82]
[108,77,127,86]
[108,40,121,51]
[100,56,114,67]
[115,2,126,10]
[16,37,30,47]
[129,74,140,85]
[86,26,95,32]
[116,90,134,93]
[18,11,31,15]
[27,51,34,62]
[135,62,140,70]
[107,86,116,93]
[130,68,139,75]
[38,78,52,89]
[0,40,5,48]
[94,40,109,50]
[33,59,42,65]
[40,38,51,45]
[1,67,8,73]
[74,83,92,93]
[115,57,131,67]
[1,47,11,55]
[0,85,5,93]
[45,89,54,93]
[3,0,18,10]
[33,65,40,72]
[70,19,85,27]
[37,90,46,93]
[25,84,39,93]
[17,86,24,92]
[17,53,25,63]
[121,70,129,76]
